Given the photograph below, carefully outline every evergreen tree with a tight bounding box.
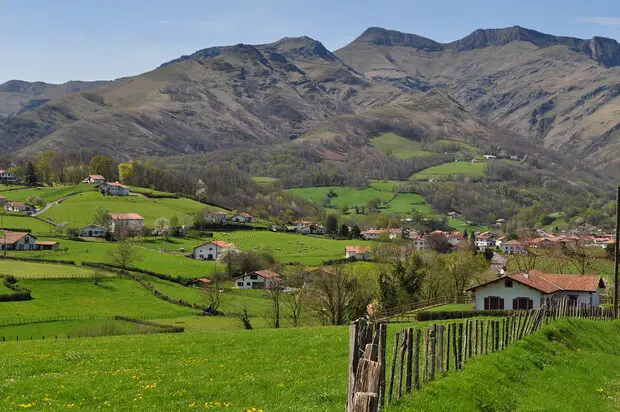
[350,225,362,239]
[339,223,350,239]
[24,162,37,186]
[325,214,339,234]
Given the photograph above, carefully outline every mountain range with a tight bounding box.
[1,25,619,178]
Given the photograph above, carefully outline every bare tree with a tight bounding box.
[510,241,539,273]
[108,240,138,271]
[201,273,226,315]
[309,265,359,326]
[90,267,107,286]
[282,289,307,327]
[562,241,601,275]
[265,287,281,328]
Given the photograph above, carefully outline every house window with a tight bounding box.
[513,297,532,310]
[504,279,513,288]
[484,296,504,310]
[237,282,244,287]
[246,282,251,286]
[250,274,258,280]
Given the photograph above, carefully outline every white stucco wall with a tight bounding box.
[194,243,226,261]
[473,279,542,310]
[234,274,266,289]
[551,290,600,307]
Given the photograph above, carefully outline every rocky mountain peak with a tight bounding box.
[352,27,443,51]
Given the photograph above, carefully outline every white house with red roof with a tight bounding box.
[502,240,525,255]
[474,232,496,250]
[0,231,37,251]
[345,245,372,260]
[107,212,144,235]
[193,240,236,261]
[100,181,129,196]
[204,210,228,225]
[233,270,282,290]
[467,270,605,310]
[4,202,36,215]
[411,235,430,251]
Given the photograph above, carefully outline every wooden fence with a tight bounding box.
[374,296,470,322]
[346,298,613,412]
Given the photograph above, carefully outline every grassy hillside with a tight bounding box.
[411,161,487,180]
[389,319,620,411]
[41,191,212,227]
[0,260,101,279]
[0,184,95,203]
[0,214,53,235]
[369,133,428,159]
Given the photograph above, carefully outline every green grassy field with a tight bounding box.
[128,186,175,196]
[411,161,487,180]
[0,260,105,279]
[252,176,279,184]
[0,214,56,235]
[0,184,96,203]
[0,278,196,323]
[369,133,430,159]
[389,319,620,411]
[41,191,213,227]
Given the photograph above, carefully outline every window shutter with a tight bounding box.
[500,298,505,310]
[513,299,518,310]
[484,297,489,310]
[528,299,534,309]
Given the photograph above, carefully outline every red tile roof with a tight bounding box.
[251,270,282,280]
[196,240,234,249]
[87,174,105,180]
[107,212,144,220]
[104,181,129,189]
[6,202,27,207]
[503,240,522,246]
[35,241,58,246]
[467,270,604,293]
[0,231,33,245]
[345,245,371,254]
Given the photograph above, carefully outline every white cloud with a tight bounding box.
[577,17,620,26]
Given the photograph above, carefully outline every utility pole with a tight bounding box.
[615,186,620,319]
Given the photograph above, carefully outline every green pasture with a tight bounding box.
[410,161,487,180]
[370,133,431,159]
[0,260,102,279]
[0,184,96,203]
[0,214,57,235]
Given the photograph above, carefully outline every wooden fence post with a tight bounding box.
[378,323,387,410]
[405,328,413,393]
[352,345,382,412]
[467,320,473,359]
[474,319,479,356]
[457,322,463,370]
[429,325,436,381]
[413,328,421,390]
[396,333,406,400]
[387,331,399,403]
[347,320,360,411]
[423,327,429,383]
[446,323,451,372]
[437,324,444,374]
[484,320,489,354]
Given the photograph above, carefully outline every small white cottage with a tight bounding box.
[193,240,235,261]
[233,270,282,290]
[467,270,605,310]
[79,224,107,238]
[345,245,372,260]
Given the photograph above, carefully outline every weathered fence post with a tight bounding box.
[423,327,429,383]
[352,345,382,412]
[474,319,479,356]
[413,328,421,390]
[405,328,413,393]
[378,323,387,410]
[457,322,464,369]
[396,332,406,400]
[484,319,489,354]
[467,320,473,359]
[429,325,436,381]
[347,320,361,411]
[446,323,452,372]
[437,324,444,374]
[387,331,400,403]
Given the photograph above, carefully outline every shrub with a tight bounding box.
[416,309,514,321]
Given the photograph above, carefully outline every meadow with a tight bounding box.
[0,260,102,279]
[0,278,196,323]
[369,133,431,159]
[410,161,487,180]
[0,213,54,235]
[40,191,215,227]
[0,184,96,203]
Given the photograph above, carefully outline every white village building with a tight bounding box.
[467,270,605,310]
[233,270,282,290]
[193,240,235,261]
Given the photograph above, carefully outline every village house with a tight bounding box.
[100,182,130,196]
[502,240,525,255]
[78,224,107,238]
[204,210,228,225]
[293,220,313,231]
[361,229,388,241]
[447,211,461,219]
[388,228,405,240]
[467,270,605,310]
[82,174,106,185]
[411,235,430,251]
[298,224,326,235]
[345,245,372,260]
[107,213,144,236]
[0,169,17,183]
[446,232,464,246]
[474,233,496,251]
[35,240,59,250]
[233,270,282,290]
[230,213,255,223]
[4,202,36,215]
[193,240,236,261]
[0,231,37,251]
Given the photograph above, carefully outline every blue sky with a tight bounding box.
[2,0,620,83]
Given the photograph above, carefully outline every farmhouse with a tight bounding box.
[107,213,144,236]
[35,240,59,250]
[79,224,107,238]
[82,174,106,184]
[0,231,37,250]
[502,240,525,255]
[230,213,255,223]
[193,240,236,261]
[100,182,130,196]
[412,235,430,251]
[233,270,282,290]
[467,270,605,310]
[345,245,372,260]
[4,202,36,215]
[361,229,387,241]
[474,233,496,250]
[0,169,17,183]
[204,210,227,225]
[447,211,461,219]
